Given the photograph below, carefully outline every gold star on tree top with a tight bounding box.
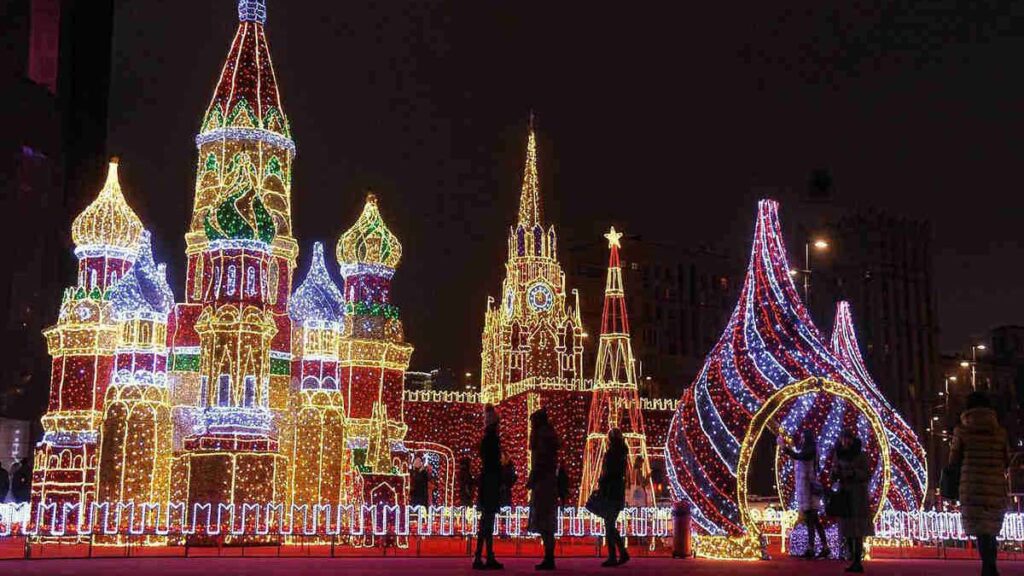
[605,226,623,249]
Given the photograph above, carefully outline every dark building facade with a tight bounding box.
[0,0,115,420]
[566,237,740,399]
[809,211,940,437]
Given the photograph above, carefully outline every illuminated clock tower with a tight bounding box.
[480,116,585,404]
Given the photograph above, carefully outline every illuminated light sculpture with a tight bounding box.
[830,301,928,513]
[288,242,350,514]
[335,193,413,510]
[32,159,144,541]
[478,116,587,504]
[578,228,654,506]
[665,199,926,559]
[95,231,174,545]
[168,0,293,540]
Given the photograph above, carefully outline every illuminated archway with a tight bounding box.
[738,377,890,542]
[697,378,891,559]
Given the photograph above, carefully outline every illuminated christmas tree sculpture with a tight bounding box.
[168,0,293,533]
[32,159,145,540]
[336,193,414,508]
[665,199,926,558]
[579,228,653,506]
[288,241,350,512]
[95,230,175,544]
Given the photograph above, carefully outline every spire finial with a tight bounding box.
[517,113,541,228]
[238,0,267,24]
[605,226,623,249]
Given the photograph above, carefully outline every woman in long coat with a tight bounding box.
[597,428,629,566]
[950,392,1010,576]
[832,429,872,573]
[527,407,560,571]
[473,405,503,570]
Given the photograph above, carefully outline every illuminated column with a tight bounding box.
[288,242,349,511]
[95,231,174,545]
[578,228,652,505]
[335,194,413,507]
[32,159,143,539]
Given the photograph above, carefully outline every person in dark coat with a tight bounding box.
[950,392,1010,576]
[780,429,829,559]
[474,405,503,570]
[527,407,560,571]
[831,429,872,573]
[409,455,430,508]
[597,428,629,567]
[11,458,30,503]
[500,452,517,508]
[459,457,476,507]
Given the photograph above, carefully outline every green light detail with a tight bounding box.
[270,357,290,376]
[172,353,200,373]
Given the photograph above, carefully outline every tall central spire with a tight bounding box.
[517,113,542,228]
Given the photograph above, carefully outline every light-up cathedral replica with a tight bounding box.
[28,0,928,549]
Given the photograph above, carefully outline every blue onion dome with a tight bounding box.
[110,230,175,321]
[289,241,345,325]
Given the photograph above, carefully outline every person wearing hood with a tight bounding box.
[831,429,872,573]
[527,407,560,571]
[951,392,1010,576]
[781,429,829,559]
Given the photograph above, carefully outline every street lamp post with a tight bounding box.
[791,239,829,304]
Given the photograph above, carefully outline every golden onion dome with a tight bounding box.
[336,193,402,270]
[71,159,144,253]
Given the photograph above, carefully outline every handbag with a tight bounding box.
[824,487,851,518]
[585,490,612,519]
[940,463,961,501]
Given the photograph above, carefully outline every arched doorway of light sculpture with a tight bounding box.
[735,378,891,551]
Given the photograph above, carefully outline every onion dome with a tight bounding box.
[830,301,927,512]
[110,230,175,321]
[72,159,144,253]
[197,0,293,154]
[289,242,345,325]
[203,153,276,244]
[665,200,925,538]
[336,193,402,273]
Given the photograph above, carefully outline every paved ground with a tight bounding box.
[0,557,1018,575]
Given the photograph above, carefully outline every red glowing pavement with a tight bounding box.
[0,557,1020,575]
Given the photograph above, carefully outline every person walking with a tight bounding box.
[780,429,829,559]
[831,429,872,573]
[527,407,560,571]
[410,455,431,508]
[473,405,504,570]
[499,452,517,509]
[950,392,1010,576]
[596,428,629,567]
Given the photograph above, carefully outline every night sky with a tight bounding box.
[105,1,1024,374]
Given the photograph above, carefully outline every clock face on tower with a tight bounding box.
[527,282,555,313]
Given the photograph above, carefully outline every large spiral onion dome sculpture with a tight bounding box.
[665,199,926,538]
